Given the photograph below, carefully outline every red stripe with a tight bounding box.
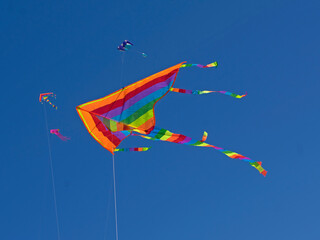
[91,114,122,147]
[171,134,186,143]
[93,69,179,115]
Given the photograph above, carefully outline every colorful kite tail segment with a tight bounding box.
[214,91,247,98]
[170,88,247,98]
[180,61,218,68]
[212,146,267,176]
[135,127,267,176]
[249,161,267,176]
[201,131,208,142]
[114,147,151,152]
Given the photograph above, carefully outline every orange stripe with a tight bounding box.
[78,62,185,112]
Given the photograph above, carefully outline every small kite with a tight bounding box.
[39,92,57,109]
[117,40,147,57]
[50,129,70,141]
[76,61,267,176]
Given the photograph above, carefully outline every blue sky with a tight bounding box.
[1,0,320,239]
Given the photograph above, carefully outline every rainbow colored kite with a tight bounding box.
[76,62,267,176]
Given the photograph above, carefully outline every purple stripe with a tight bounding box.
[113,131,128,140]
[106,74,176,118]
[179,136,193,144]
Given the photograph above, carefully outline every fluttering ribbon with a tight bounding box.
[180,62,218,68]
[201,131,208,142]
[170,88,247,98]
[114,147,151,152]
[133,127,267,176]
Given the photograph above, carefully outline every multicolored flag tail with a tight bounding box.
[170,88,247,98]
[114,147,151,152]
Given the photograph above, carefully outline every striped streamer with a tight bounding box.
[180,62,218,68]
[134,127,267,176]
[201,131,208,142]
[114,147,151,152]
[170,88,247,99]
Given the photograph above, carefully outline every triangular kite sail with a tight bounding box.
[76,62,184,154]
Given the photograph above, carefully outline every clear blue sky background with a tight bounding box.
[1,0,319,239]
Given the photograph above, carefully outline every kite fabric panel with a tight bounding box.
[39,92,57,109]
[76,61,267,176]
[170,88,247,98]
[50,129,70,141]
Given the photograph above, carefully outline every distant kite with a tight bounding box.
[50,129,70,141]
[39,92,57,109]
[117,40,147,57]
[76,61,267,176]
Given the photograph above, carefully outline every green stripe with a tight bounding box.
[121,98,160,125]
[154,128,168,139]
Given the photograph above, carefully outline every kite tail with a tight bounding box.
[170,88,247,99]
[180,61,218,68]
[114,147,151,152]
[56,133,70,141]
[134,127,267,176]
[201,131,208,142]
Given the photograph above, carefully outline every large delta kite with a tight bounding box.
[76,62,267,176]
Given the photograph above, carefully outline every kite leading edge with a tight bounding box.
[76,62,267,176]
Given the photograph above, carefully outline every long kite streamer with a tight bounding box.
[114,147,151,152]
[133,127,267,176]
[180,62,218,68]
[77,61,267,176]
[170,88,247,98]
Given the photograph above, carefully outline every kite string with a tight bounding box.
[112,152,119,240]
[120,52,125,87]
[43,104,61,240]
[103,178,114,240]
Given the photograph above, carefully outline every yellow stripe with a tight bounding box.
[160,131,172,141]
[129,109,154,127]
